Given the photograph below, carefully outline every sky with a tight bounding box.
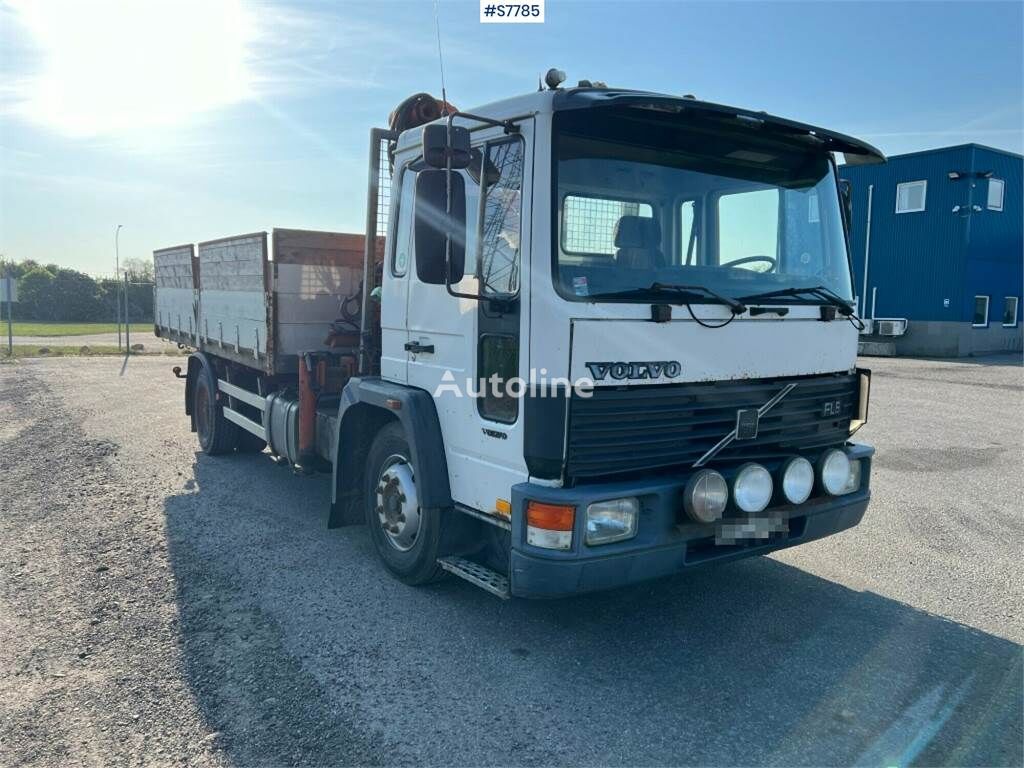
[1,0,1022,277]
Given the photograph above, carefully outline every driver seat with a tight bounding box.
[614,216,666,270]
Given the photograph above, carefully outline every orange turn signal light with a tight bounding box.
[526,501,575,531]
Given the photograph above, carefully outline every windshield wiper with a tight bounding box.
[650,283,747,314]
[586,283,747,329]
[588,285,733,308]
[738,285,855,316]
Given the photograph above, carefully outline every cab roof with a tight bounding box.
[395,87,886,166]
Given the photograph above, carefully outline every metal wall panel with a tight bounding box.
[841,144,1023,325]
[841,146,972,322]
[962,147,1024,326]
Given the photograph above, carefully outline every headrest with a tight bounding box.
[614,216,661,249]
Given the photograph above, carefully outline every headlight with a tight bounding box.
[841,459,862,494]
[733,463,773,513]
[781,457,814,505]
[683,470,728,523]
[820,449,854,496]
[585,497,638,545]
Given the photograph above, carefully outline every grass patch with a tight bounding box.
[3,344,186,358]
[6,322,153,337]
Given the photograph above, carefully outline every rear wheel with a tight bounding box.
[193,370,238,455]
[364,422,444,585]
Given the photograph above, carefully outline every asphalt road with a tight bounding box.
[1,354,1021,767]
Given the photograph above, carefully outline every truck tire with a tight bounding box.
[364,422,444,585]
[193,371,238,455]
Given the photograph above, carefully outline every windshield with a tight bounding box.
[552,108,854,304]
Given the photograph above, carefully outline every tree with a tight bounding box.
[17,267,56,320]
[122,257,154,282]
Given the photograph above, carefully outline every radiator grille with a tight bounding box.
[566,373,858,479]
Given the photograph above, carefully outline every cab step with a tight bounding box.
[437,556,510,599]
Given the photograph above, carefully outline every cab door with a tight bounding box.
[379,163,415,383]
[405,123,533,511]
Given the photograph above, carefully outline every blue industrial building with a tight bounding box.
[840,144,1022,356]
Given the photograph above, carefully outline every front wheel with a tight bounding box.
[364,422,444,585]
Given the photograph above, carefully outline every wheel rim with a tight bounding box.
[375,454,421,552]
[195,382,212,445]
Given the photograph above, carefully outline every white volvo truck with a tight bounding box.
[155,77,881,598]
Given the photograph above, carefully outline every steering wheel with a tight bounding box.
[725,255,777,270]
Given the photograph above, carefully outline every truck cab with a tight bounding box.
[161,82,882,599]
[364,86,880,597]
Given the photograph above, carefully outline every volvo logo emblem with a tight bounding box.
[735,409,759,440]
[693,383,798,467]
[585,360,681,381]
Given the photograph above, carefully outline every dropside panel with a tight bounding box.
[153,244,198,346]
[197,233,271,371]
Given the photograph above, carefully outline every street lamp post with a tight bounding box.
[115,224,123,350]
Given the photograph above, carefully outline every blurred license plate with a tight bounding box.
[716,515,787,545]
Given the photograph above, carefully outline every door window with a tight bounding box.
[478,140,525,295]
[391,167,415,277]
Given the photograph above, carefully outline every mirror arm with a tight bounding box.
[446,110,521,135]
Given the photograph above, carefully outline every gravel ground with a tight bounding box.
[0,354,1021,767]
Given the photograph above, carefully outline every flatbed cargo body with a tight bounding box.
[155,228,367,374]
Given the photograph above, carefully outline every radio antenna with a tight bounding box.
[433,0,449,114]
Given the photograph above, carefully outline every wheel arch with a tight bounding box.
[329,377,453,528]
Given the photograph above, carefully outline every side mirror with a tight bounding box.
[839,179,853,226]
[414,170,466,285]
[422,124,471,170]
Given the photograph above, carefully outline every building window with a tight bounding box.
[1003,296,1019,327]
[895,180,927,213]
[973,295,990,328]
[987,179,1005,211]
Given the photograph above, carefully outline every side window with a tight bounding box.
[895,180,927,213]
[988,179,1005,211]
[478,334,518,423]
[679,200,700,265]
[973,295,990,327]
[718,189,779,271]
[479,140,524,296]
[1002,296,1018,327]
[391,167,416,277]
[562,196,654,257]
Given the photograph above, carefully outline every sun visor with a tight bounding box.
[552,89,887,165]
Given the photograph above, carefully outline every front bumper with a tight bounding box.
[509,443,873,598]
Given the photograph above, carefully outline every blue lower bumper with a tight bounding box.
[509,444,873,599]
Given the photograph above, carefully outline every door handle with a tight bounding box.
[404,341,435,354]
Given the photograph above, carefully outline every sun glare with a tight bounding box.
[12,0,254,137]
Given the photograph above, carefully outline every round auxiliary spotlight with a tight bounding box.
[683,469,728,524]
[781,457,815,505]
[820,449,852,496]
[733,463,773,514]
[544,68,567,90]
